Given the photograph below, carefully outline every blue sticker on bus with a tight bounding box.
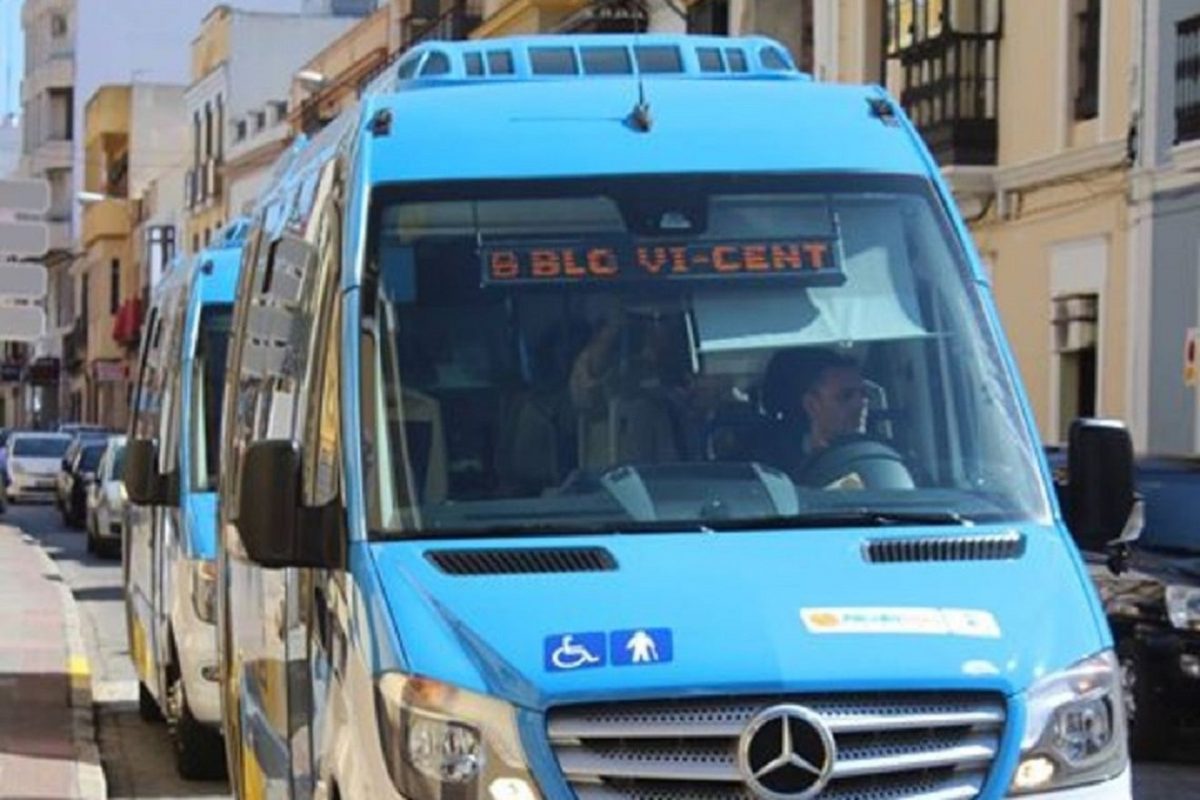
[610,628,673,666]
[544,632,607,671]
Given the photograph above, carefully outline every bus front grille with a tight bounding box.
[546,692,1007,800]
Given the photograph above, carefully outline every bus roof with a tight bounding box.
[354,35,930,186]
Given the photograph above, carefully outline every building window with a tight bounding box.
[1052,293,1099,438]
[235,119,248,143]
[1177,14,1200,143]
[146,225,176,288]
[204,228,211,247]
[48,88,73,139]
[81,274,89,330]
[110,260,120,315]
[204,102,213,160]
[50,13,68,38]
[216,96,224,162]
[687,0,728,35]
[1073,0,1101,121]
[884,0,1002,166]
[193,112,201,167]
[193,233,199,254]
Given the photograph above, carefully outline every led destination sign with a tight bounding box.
[481,237,843,286]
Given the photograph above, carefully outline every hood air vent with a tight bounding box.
[426,547,617,576]
[864,532,1025,564]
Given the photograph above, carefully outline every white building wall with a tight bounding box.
[0,116,21,178]
[129,85,188,198]
[71,0,311,232]
[227,12,360,120]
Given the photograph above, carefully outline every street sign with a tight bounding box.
[0,179,49,213]
[0,306,46,340]
[0,222,50,258]
[0,263,47,297]
[0,178,51,342]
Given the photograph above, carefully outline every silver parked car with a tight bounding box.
[6,432,72,503]
[86,436,126,558]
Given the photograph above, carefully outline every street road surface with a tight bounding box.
[8,503,1200,799]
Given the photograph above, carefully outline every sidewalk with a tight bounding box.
[0,522,105,800]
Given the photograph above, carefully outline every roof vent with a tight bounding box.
[864,532,1026,564]
[426,547,618,576]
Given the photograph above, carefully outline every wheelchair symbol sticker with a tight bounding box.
[544,632,606,671]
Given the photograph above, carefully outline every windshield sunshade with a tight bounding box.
[360,174,1049,538]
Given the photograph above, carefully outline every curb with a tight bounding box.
[25,533,108,800]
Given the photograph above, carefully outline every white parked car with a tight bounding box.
[86,436,127,558]
[5,432,72,504]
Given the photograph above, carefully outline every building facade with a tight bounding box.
[184,5,365,255]
[1138,0,1200,453]
[801,0,1138,448]
[18,0,76,426]
[288,1,483,138]
[78,84,186,428]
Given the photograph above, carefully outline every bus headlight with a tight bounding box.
[190,559,217,624]
[374,673,539,800]
[1009,651,1128,795]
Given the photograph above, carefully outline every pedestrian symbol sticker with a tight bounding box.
[611,628,673,667]
[545,633,606,671]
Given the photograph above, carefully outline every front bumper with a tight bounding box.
[7,475,61,501]
[1007,768,1130,799]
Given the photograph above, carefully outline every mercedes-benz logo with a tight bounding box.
[737,705,836,800]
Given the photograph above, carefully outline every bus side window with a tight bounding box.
[303,170,343,509]
[225,220,274,514]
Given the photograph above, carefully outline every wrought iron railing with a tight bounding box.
[895,33,999,166]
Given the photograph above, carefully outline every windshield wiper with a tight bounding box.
[709,508,968,531]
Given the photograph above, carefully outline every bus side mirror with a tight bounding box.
[123,438,180,507]
[124,439,161,505]
[1064,419,1137,555]
[238,440,339,569]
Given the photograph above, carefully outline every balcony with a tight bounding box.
[112,296,143,350]
[82,199,131,246]
[893,34,1000,167]
[32,139,71,172]
[400,0,481,47]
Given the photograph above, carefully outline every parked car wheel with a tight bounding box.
[167,671,226,780]
[1118,639,1172,759]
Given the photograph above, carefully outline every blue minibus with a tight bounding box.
[215,35,1135,800]
[123,224,246,778]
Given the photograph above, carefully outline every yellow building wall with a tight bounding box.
[289,5,390,132]
[83,238,131,365]
[973,175,1129,440]
[83,86,131,194]
[192,6,232,82]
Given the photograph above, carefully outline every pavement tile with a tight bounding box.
[0,524,91,800]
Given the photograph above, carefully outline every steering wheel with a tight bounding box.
[798,435,915,490]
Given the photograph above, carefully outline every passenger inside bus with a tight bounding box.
[363,177,1048,535]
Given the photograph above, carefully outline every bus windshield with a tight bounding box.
[360,174,1050,538]
[190,304,233,491]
